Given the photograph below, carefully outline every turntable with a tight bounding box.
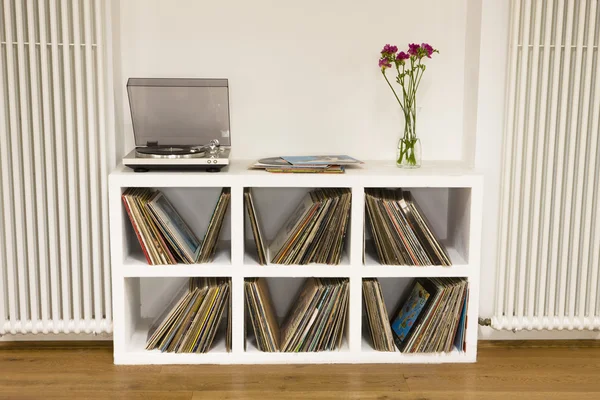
[122,78,231,172]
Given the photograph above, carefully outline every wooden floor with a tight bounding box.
[1,341,599,399]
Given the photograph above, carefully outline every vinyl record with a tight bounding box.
[136,146,205,159]
[257,157,291,166]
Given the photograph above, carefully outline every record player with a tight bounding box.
[122,78,231,172]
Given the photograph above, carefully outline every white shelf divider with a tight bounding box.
[109,159,483,365]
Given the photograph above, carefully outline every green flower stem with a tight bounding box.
[397,137,418,166]
[382,72,405,113]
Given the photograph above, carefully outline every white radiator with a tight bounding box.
[0,0,114,334]
[494,0,600,331]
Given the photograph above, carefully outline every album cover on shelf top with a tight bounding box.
[281,155,363,165]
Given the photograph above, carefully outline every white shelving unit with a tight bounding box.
[109,160,483,365]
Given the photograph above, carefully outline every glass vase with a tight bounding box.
[396,137,421,168]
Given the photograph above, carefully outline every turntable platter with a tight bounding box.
[136,146,206,159]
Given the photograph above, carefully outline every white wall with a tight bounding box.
[474,0,510,320]
[117,0,470,161]
[462,0,482,167]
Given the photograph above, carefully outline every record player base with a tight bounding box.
[126,164,226,172]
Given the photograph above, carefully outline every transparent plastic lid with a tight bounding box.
[127,78,231,147]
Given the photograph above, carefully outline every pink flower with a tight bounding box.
[421,43,434,58]
[396,51,409,61]
[408,43,421,56]
[378,58,392,70]
[381,44,398,55]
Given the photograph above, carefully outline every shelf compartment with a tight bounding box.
[361,277,468,354]
[363,187,471,266]
[243,187,352,266]
[120,186,232,266]
[244,277,350,353]
[122,277,231,358]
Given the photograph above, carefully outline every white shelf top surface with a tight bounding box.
[110,160,482,188]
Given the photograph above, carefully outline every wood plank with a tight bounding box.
[0,348,154,372]
[403,347,600,393]
[0,347,162,392]
[0,370,163,393]
[404,371,600,393]
[0,340,112,349]
[479,340,600,349]
[160,364,410,392]
[192,392,600,400]
[0,390,192,400]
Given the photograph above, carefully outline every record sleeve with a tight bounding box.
[147,191,201,264]
[245,278,280,352]
[268,193,319,263]
[146,281,192,349]
[244,188,267,265]
[197,188,231,263]
[281,155,363,165]
[403,191,451,266]
[391,278,439,352]
[363,278,395,352]
[454,287,469,352]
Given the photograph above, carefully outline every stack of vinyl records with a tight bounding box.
[251,155,363,174]
[244,278,280,352]
[146,277,231,353]
[122,188,230,265]
[362,278,395,352]
[246,188,351,265]
[245,278,349,352]
[280,278,349,352]
[365,188,451,266]
[362,277,468,353]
